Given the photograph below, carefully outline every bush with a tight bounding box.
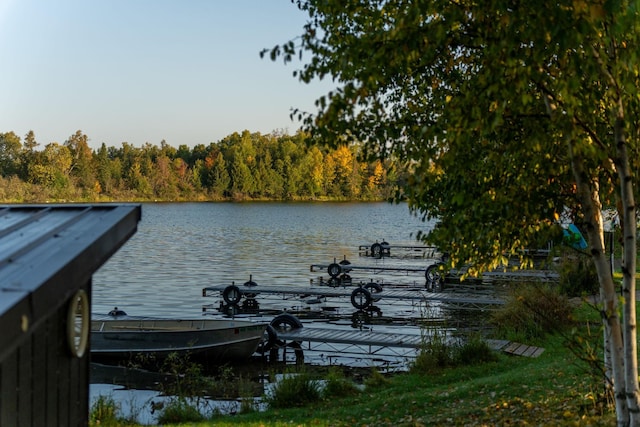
[323,367,360,399]
[490,283,574,342]
[364,368,390,389]
[453,333,498,365]
[155,397,207,424]
[411,331,498,374]
[557,254,599,297]
[411,331,454,374]
[89,395,121,427]
[265,370,322,409]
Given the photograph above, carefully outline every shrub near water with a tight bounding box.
[411,332,497,374]
[322,367,360,399]
[264,370,322,409]
[557,253,599,297]
[411,330,453,373]
[490,283,573,343]
[156,397,207,424]
[89,395,122,427]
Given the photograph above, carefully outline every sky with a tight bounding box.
[0,0,333,150]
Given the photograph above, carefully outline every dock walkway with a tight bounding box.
[202,283,504,311]
[273,327,544,359]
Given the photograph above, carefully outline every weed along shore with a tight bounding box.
[90,285,618,426]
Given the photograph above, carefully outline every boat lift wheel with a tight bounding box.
[270,313,303,332]
[364,282,383,302]
[256,324,279,353]
[269,314,304,364]
[222,284,242,304]
[327,263,342,278]
[371,242,382,258]
[425,263,445,287]
[350,287,372,310]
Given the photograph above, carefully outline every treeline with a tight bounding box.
[0,129,402,202]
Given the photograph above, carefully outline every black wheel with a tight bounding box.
[327,263,342,278]
[371,243,382,258]
[425,263,445,285]
[222,285,242,304]
[270,313,303,333]
[364,282,383,302]
[350,287,372,310]
[256,324,278,353]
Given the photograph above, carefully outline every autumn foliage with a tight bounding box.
[0,129,401,202]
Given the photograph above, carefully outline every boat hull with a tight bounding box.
[91,318,267,364]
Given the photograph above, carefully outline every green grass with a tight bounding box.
[159,331,613,426]
[95,291,624,427]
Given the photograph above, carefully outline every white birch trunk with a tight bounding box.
[613,115,640,425]
[569,143,629,424]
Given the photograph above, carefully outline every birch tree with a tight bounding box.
[266,1,640,424]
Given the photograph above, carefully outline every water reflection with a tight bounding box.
[91,202,494,422]
[93,202,431,318]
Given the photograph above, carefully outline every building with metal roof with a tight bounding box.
[0,204,141,427]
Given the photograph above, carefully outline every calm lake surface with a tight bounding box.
[93,201,432,318]
[90,202,486,424]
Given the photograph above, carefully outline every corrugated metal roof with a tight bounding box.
[0,204,141,358]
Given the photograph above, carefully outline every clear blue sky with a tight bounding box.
[0,0,332,150]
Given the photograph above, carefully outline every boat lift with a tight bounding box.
[310,257,560,289]
[310,257,449,288]
[359,240,446,259]
[201,279,504,312]
[311,257,442,280]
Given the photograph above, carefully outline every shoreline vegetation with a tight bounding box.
[0,130,403,204]
[91,285,621,426]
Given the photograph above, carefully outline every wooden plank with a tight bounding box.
[523,346,545,358]
[69,350,80,427]
[57,315,71,427]
[502,341,545,358]
[18,337,33,427]
[503,342,524,354]
[46,314,60,425]
[0,351,18,427]
[32,325,47,427]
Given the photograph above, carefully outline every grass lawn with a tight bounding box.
[163,300,615,427]
[95,262,638,427]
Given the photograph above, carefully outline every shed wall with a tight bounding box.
[0,281,90,427]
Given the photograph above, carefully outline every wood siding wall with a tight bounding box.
[0,282,90,427]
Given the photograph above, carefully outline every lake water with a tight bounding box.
[90,202,509,423]
[90,202,439,423]
[93,201,433,318]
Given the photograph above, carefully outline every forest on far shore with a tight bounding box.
[0,129,405,203]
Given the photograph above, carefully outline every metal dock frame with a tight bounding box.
[202,283,505,311]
